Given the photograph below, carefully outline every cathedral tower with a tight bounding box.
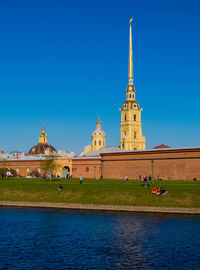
[92,118,106,151]
[120,19,146,151]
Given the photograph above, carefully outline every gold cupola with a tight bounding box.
[39,125,48,144]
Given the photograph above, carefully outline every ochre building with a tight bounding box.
[120,18,145,151]
[0,156,72,177]
[84,118,106,153]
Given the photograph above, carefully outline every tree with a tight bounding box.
[0,158,8,179]
[40,155,61,181]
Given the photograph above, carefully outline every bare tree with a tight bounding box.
[40,155,61,181]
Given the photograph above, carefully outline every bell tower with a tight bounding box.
[92,117,106,151]
[120,18,146,151]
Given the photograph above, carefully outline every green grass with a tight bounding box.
[0,178,200,208]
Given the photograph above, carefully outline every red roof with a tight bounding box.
[153,144,170,149]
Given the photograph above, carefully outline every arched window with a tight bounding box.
[94,140,96,145]
[124,115,127,122]
[134,131,137,139]
[99,140,101,145]
[134,114,136,121]
[86,167,89,172]
[129,94,131,98]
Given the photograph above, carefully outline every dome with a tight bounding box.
[92,119,106,136]
[29,126,57,155]
[29,143,56,155]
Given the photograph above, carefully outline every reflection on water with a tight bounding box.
[0,208,200,269]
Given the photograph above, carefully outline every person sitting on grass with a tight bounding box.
[160,187,168,195]
[156,187,162,196]
[57,184,63,191]
[152,186,157,194]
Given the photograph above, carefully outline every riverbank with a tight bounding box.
[0,178,200,208]
[1,200,200,214]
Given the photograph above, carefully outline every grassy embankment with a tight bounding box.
[0,178,200,208]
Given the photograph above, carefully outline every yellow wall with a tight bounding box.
[92,135,105,151]
[55,156,72,176]
[120,100,145,151]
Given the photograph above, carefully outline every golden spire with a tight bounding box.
[97,115,101,127]
[128,18,134,85]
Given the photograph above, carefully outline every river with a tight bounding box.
[0,207,200,269]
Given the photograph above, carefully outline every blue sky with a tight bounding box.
[0,0,200,154]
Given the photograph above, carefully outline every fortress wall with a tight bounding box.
[72,158,101,179]
[101,148,200,180]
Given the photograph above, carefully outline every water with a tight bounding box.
[0,208,200,269]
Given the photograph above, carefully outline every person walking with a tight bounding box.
[80,175,83,184]
[148,175,152,185]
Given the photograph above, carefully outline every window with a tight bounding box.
[134,114,136,121]
[134,131,137,139]
[134,148,137,150]
[94,140,96,145]
[86,167,89,172]
[27,168,30,173]
[124,115,127,122]
[99,140,101,145]
[132,94,135,99]
[129,94,131,98]
[72,168,77,172]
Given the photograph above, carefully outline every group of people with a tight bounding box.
[152,186,167,196]
[139,175,152,186]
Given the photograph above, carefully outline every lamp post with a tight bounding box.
[151,160,154,181]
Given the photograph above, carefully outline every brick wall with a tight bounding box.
[72,158,101,179]
[101,148,200,180]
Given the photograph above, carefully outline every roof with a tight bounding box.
[29,143,56,155]
[100,146,200,155]
[153,144,170,149]
[81,146,121,157]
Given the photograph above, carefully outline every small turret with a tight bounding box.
[92,118,106,151]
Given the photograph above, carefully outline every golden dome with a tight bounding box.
[29,126,56,155]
